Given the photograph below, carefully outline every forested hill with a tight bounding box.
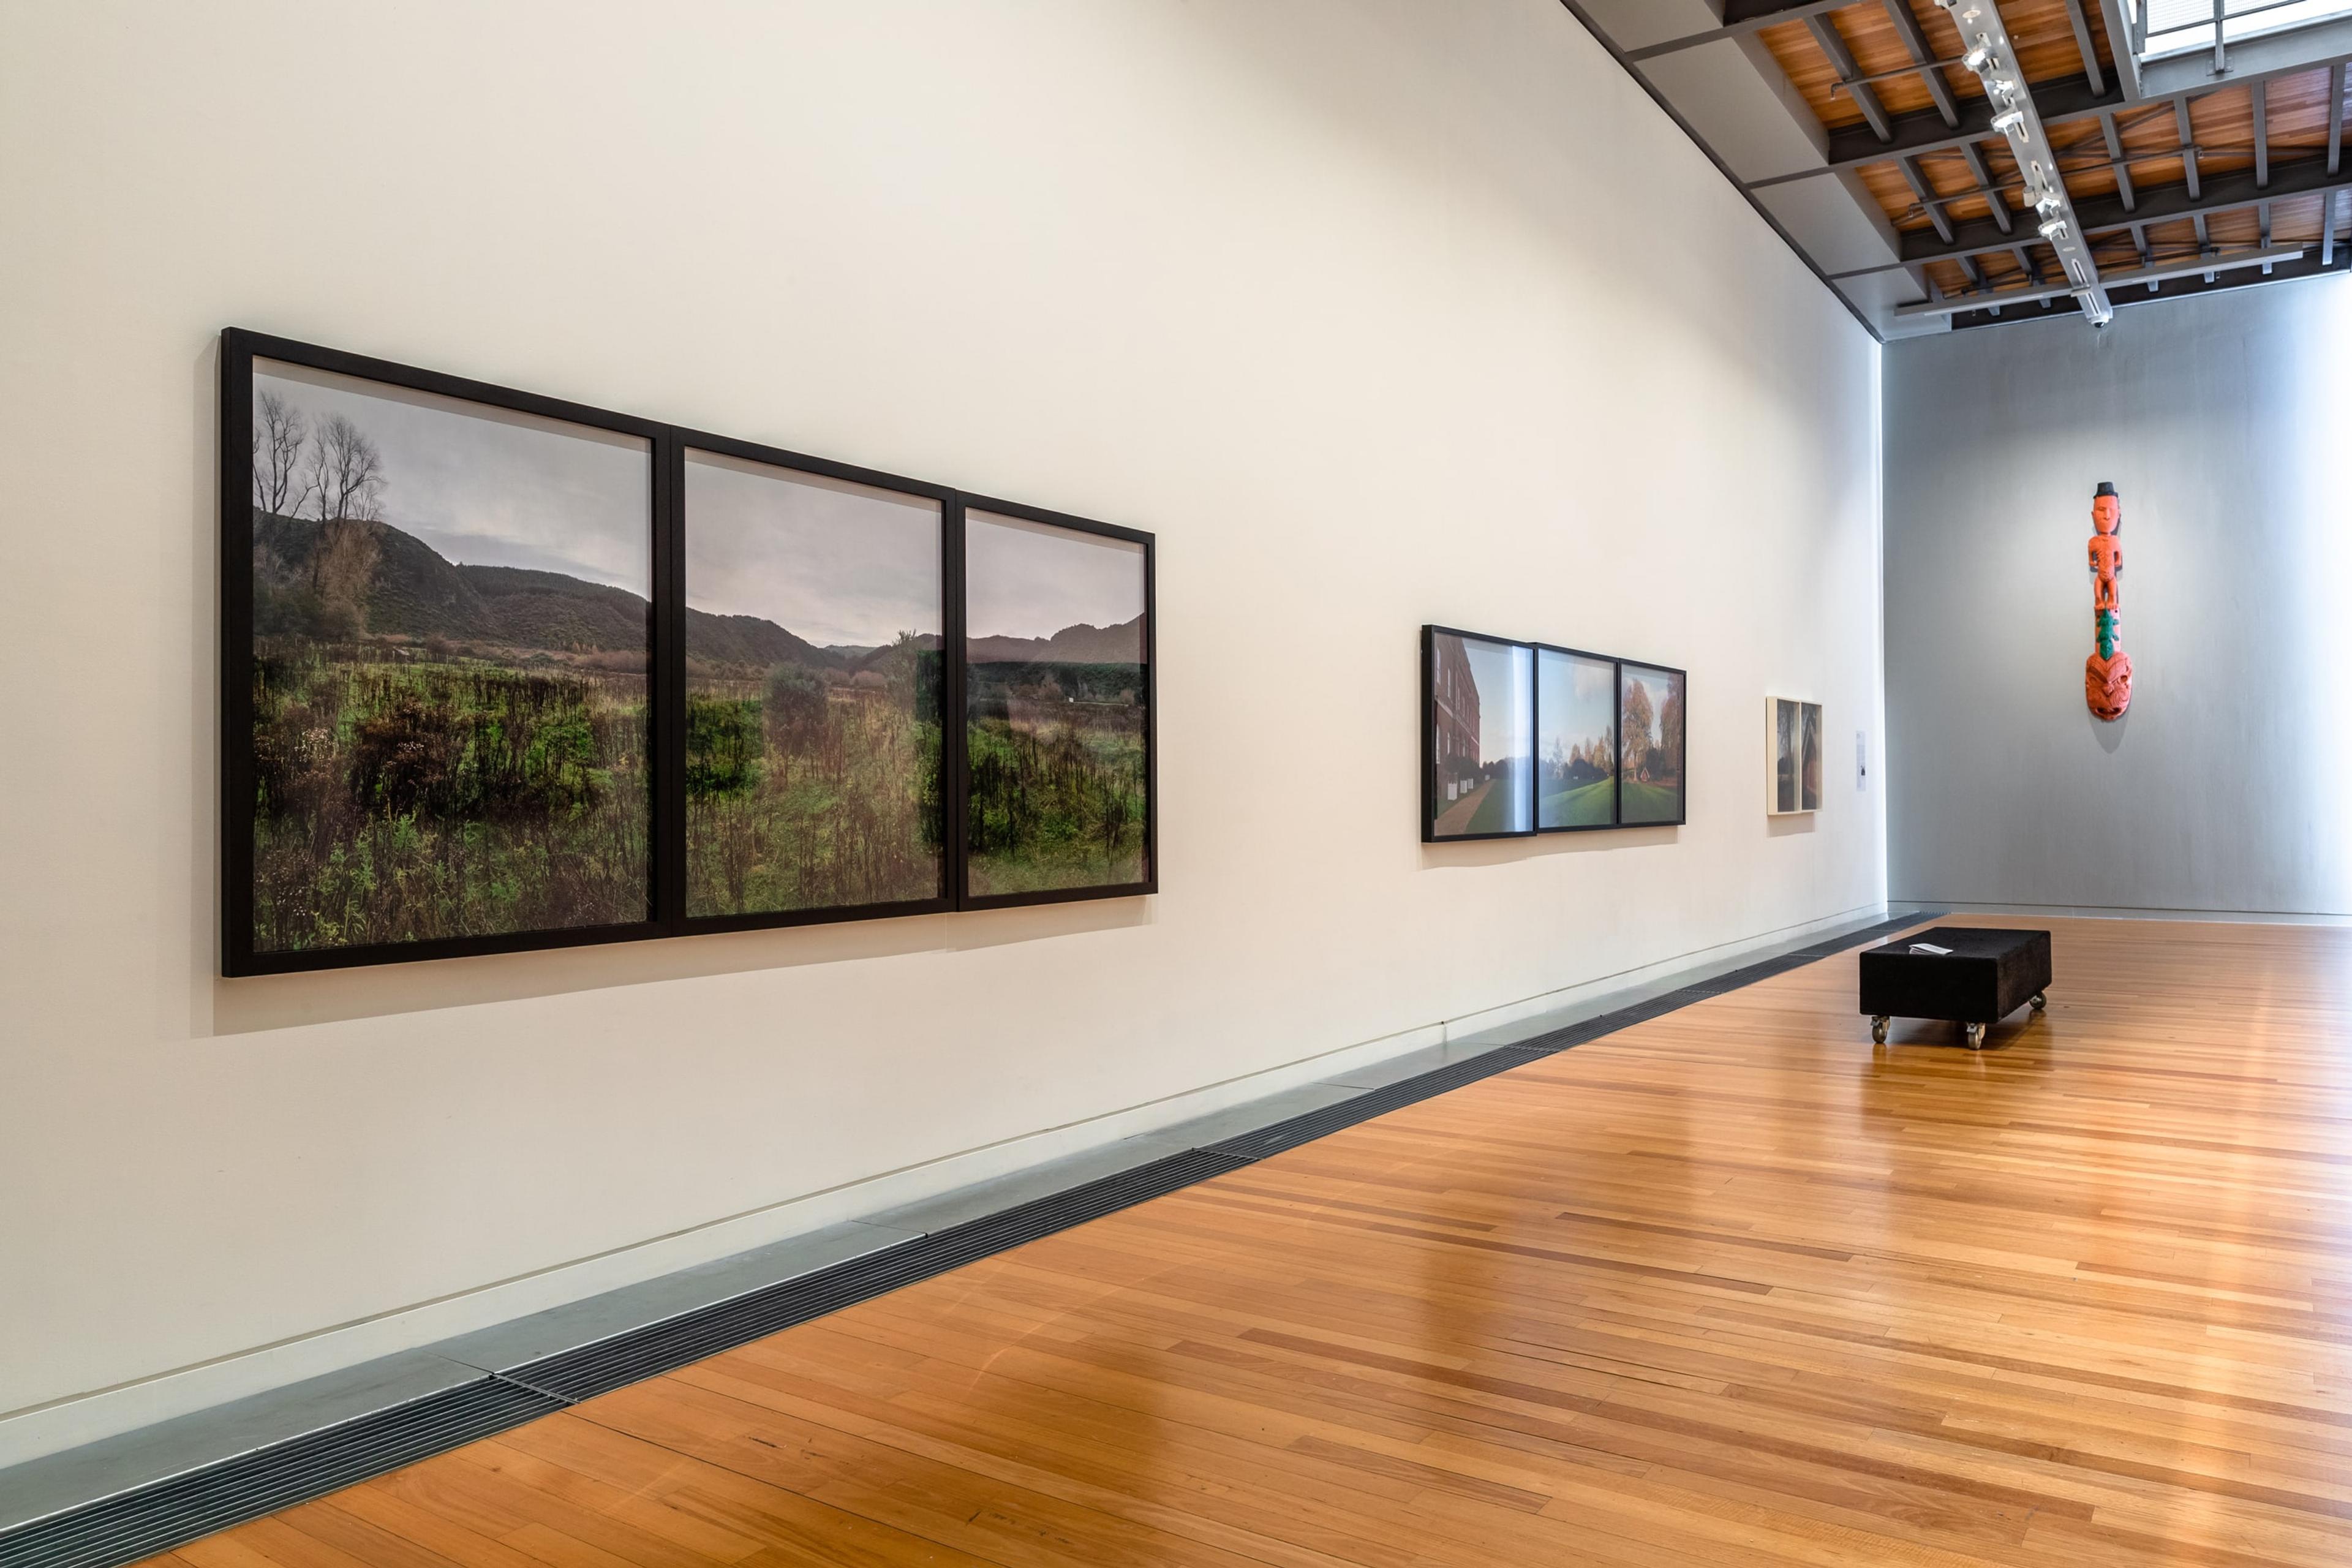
[967,616,1144,665]
[254,511,837,667]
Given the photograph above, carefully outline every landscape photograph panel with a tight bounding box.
[1800,701,1823,810]
[1428,632,1532,839]
[684,454,943,918]
[1618,663,1685,825]
[246,360,652,954]
[1775,698,1798,813]
[1536,649,1615,829]
[964,511,1148,896]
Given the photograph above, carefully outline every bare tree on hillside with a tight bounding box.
[252,391,308,516]
[307,413,386,522]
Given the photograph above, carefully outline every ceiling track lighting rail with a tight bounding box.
[1932,0,2116,324]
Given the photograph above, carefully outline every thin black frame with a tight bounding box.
[220,329,674,977]
[1616,658,1690,829]
[1531,642,1622,834]
[1420,625,1538,844]
[671,431,962,936]
[956,496,1158,911]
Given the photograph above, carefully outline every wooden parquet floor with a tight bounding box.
[146,917,2352,1567]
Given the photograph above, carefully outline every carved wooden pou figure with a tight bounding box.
[2084,481,2132,720]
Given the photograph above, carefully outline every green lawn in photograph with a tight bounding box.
[1621,779,1681,823]
[1540,777,1614,827]
[1466,778,1519,834]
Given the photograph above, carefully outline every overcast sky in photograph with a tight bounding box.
[255,360,651,597]
[965,511,1143,641]
[1462,638,1532,763]
[1537,649,1613,755]
[685,452,940,647]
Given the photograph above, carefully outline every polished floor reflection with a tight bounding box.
[149,918,2352,1567]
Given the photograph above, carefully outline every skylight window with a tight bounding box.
[2132,0,2352,63]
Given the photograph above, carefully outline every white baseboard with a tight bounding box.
[0,898,1888,1471]
[1898,899,2352,926]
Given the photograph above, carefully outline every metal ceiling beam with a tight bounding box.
[2096,0,2143,100]
[2101,111,2136,209]
[1891,152,2352,269]
[1944,245,2348,328]
[2330,62,2345,174]
[1752,39,2352,184]
[1626,0,1860,61]
[2060,0,2106,99]
[1808,12,1894,141]
[1883,0,1960,127]
[1896,243,2303,318]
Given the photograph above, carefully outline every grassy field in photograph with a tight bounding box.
[684,659,941,917]
[1621,778,1681,823]
[966,663,1146,895]
[251,643,647,951]
[1540,777,1614,827]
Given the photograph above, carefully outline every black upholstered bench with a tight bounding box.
[1858,925,2051,1049]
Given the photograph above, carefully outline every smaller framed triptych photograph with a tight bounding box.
[1422,627,1684,842]
[1766,696,1823,815]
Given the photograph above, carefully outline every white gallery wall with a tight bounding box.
[0,0,1883,1460]
[1884,278,2352,914]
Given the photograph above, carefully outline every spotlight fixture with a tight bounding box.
[2039,216,2069,243]
[1962,40,1994,72]
[1991,107,2027,137]
[2035,192,2064,219]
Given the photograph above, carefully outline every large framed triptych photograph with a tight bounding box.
[220,330,1154,974]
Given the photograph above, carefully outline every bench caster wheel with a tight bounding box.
[2030,992,2047,1012]
[1964,1022,1987,1050]
[1871,1016,1890,1045]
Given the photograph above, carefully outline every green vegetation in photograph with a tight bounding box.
[251,642,647,950]
[966,660,1147,895]
[684,637,943,917]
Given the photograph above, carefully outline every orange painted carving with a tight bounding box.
[2084,483,2131,720]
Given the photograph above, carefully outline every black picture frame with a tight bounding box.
[1532,642,1621,834]
[956,496,1158,911]
[671,429,962,937]
[1421,625,1537,843]
[220,329,1159,976]
[220,329,674,977]
[1616,658,1689,829]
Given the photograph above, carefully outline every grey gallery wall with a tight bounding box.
[1883,277,2352,916]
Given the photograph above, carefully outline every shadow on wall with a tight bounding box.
[208,900,1156,1038]
[2090,706,2127,755]
[1419,826,1678,870]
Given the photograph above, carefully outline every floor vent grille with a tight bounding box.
[508,1148,1253,1403]
[0,1379,562,1568]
